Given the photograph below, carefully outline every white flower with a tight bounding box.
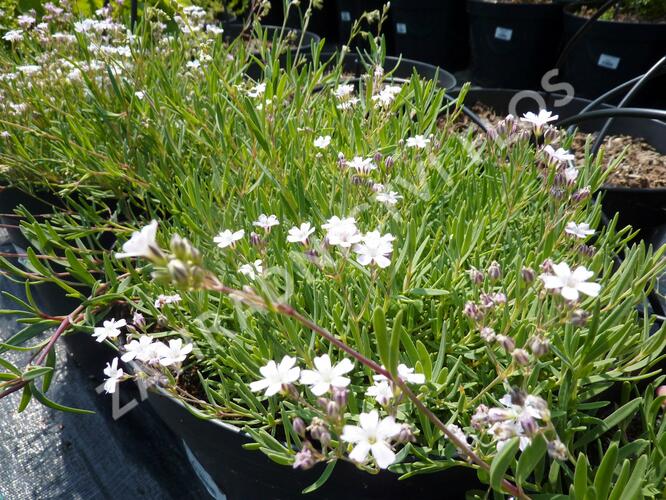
[445,424,468,453]
[134,90,146,100]
[253,214,280,230]
[374,364,425,385]
[353,231,395,268]
[17,65,41,75]
[540,262,601,301]
[247,82,266,98]
[333,83,354,99]
[186,59,201,70]
[314,135,331,149]
[376,191,402,206]
[520,109,558,129]
[371,85,401,108]
[115,220,160,259]
[300,354,353,395]
[323,216,362,248]
[121,335,156,362]
[565,222,595,239]
[1,131,10,138]
[249,356,300,397]
[336,97,359,110]
[17,14,35,27]
[564,166,579,183]
[154,293,182,308]
[287,222,315,244]
[239,259,263,280]
[366,380,394,405]
[341,410,402,469]
[92,318,127,343]
[207,25,224,35]
[406,135,430,149]
[158,338,193,366]
[103,358,124,394]
[346,156,377,174]
[3,30,24,42]
[214,229,244,248]
[544,145,575,163]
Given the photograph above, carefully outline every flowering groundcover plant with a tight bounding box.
[0,2,665,498]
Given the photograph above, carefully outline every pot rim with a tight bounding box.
[563,3,666,28]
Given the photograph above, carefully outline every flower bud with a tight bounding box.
[373,152,383,163]
[316,397,329,409]
[168,258,189,285]
[384,155,394,168]
[293,447,316,470]
[541,259,554,273]
[488,261,501,281]
[547,439,568,460]
[133,311,146,330]
[471,404,489,429]
[550,187,565,200]
[479,327,496,342]
[656,386,666,409]
[486,127,498,141]
[157,314,168,328]
[397,423,416,443]
[496,334,515,353]
[479,293,495,310]
[542,125,559,145]
[571,309,589,326]
[491,292,507,305]
[468,267,484,285]
[519,414,538,436]
[292,417,306,437]
[463,301,483,321]
[332,387,348,407]
[512,348,530,366]
[352,175,363,185]
[250,231,263,247]
[579,244,596,258]
[529,336,550,357]
[326,401,339,418]
[571,186,591,203]
[318,429,331,447]
[521,266,535,283]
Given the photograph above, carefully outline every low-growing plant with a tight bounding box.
[0,2,665,498]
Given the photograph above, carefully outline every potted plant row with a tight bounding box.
[1,3,665,500]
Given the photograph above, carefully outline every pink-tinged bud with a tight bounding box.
[373,152,383,163]
[284,383,300,399]
[326,401,339,418]
[471,404,489,429]
[550,187,565,200]
[486,127,499,141]
[553,171,567,186]
[133,312,146,329]
[496,334,515,353]
[157,315,168,328]
[292,417,306,436]
[463,301,483,321]
[250,231,263,247]
[332,387,348,407]
[488,407,512,423]
[480,327,496,342]
[352,175,364,185]
[656,386,666,409]
[520,414,538,436]
[316,397,329,409]
[547,439,568,460]
[571,309,589,326]
[572,186,591,203]
[293,446,316,470]
[318,429,331,447]
[491,292,507,305]
[468,267,484,285]
[384,155,394,168]
[397,423,416,443]
[488,261,502,281]
[529,336,550,357]
[542,126,559,145]
[521,266,535,283]
[512,348,530,366]
[579,244,597,258]
[541,259,554,273]
[480,293,496,310]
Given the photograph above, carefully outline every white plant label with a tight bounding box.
[598,54,620,70]
[396,23,407,34]
[340,11,351,22]
[494,27,513,41]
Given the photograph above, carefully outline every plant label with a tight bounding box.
[597,54,620,70]
[396,23,407,34]
[494,27,513,41]
[340,11,351,22]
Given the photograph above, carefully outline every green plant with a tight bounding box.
[0,2,665,498]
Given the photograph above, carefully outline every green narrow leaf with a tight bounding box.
[516,435,547,484]
[302,460,336,494]
[593,441,618,500]
[575,397,641,448]
[30,383,94,414]
[42,347,56,392]
[490,436,519,493]
[18,384,32,413]
[388,308,403,373]
[22,366,53,381]
[617,454,647,500]
[373,306,389,369]
[608,459,631,500]
[574,453,589,500]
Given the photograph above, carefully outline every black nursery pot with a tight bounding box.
[562,5,666,108]
[145,387,480,500]
[259,0,339,44]
[456,88,666,237]
[391,0,469,72]
[0,186,59,249]
[223,24,321,80]
[334,53,457,90]
[334,0,394,51]
[467,0,563,89]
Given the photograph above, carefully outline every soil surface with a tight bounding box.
[577,5,666,24]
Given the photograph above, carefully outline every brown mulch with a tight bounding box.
[578,5,666,24]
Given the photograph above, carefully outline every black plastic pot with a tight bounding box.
[561,5,666,108]
[467,0,563,89]
[455,88,666,238]
[257,0,339,44]
[144,385,480,500]
[0,186,59,250]
[223,24,321,79]
[333,53,457,90]
[391,0,469,71]
[334,0,393,51]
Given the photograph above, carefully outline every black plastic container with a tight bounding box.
[467,0,563,89]
[334,0,393,51]
[259,0,339,44]
[333,53,457,90]
[391,0,469,71]
[144,384,480,500]
[455,88,666,238]
[562,5,666,108]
